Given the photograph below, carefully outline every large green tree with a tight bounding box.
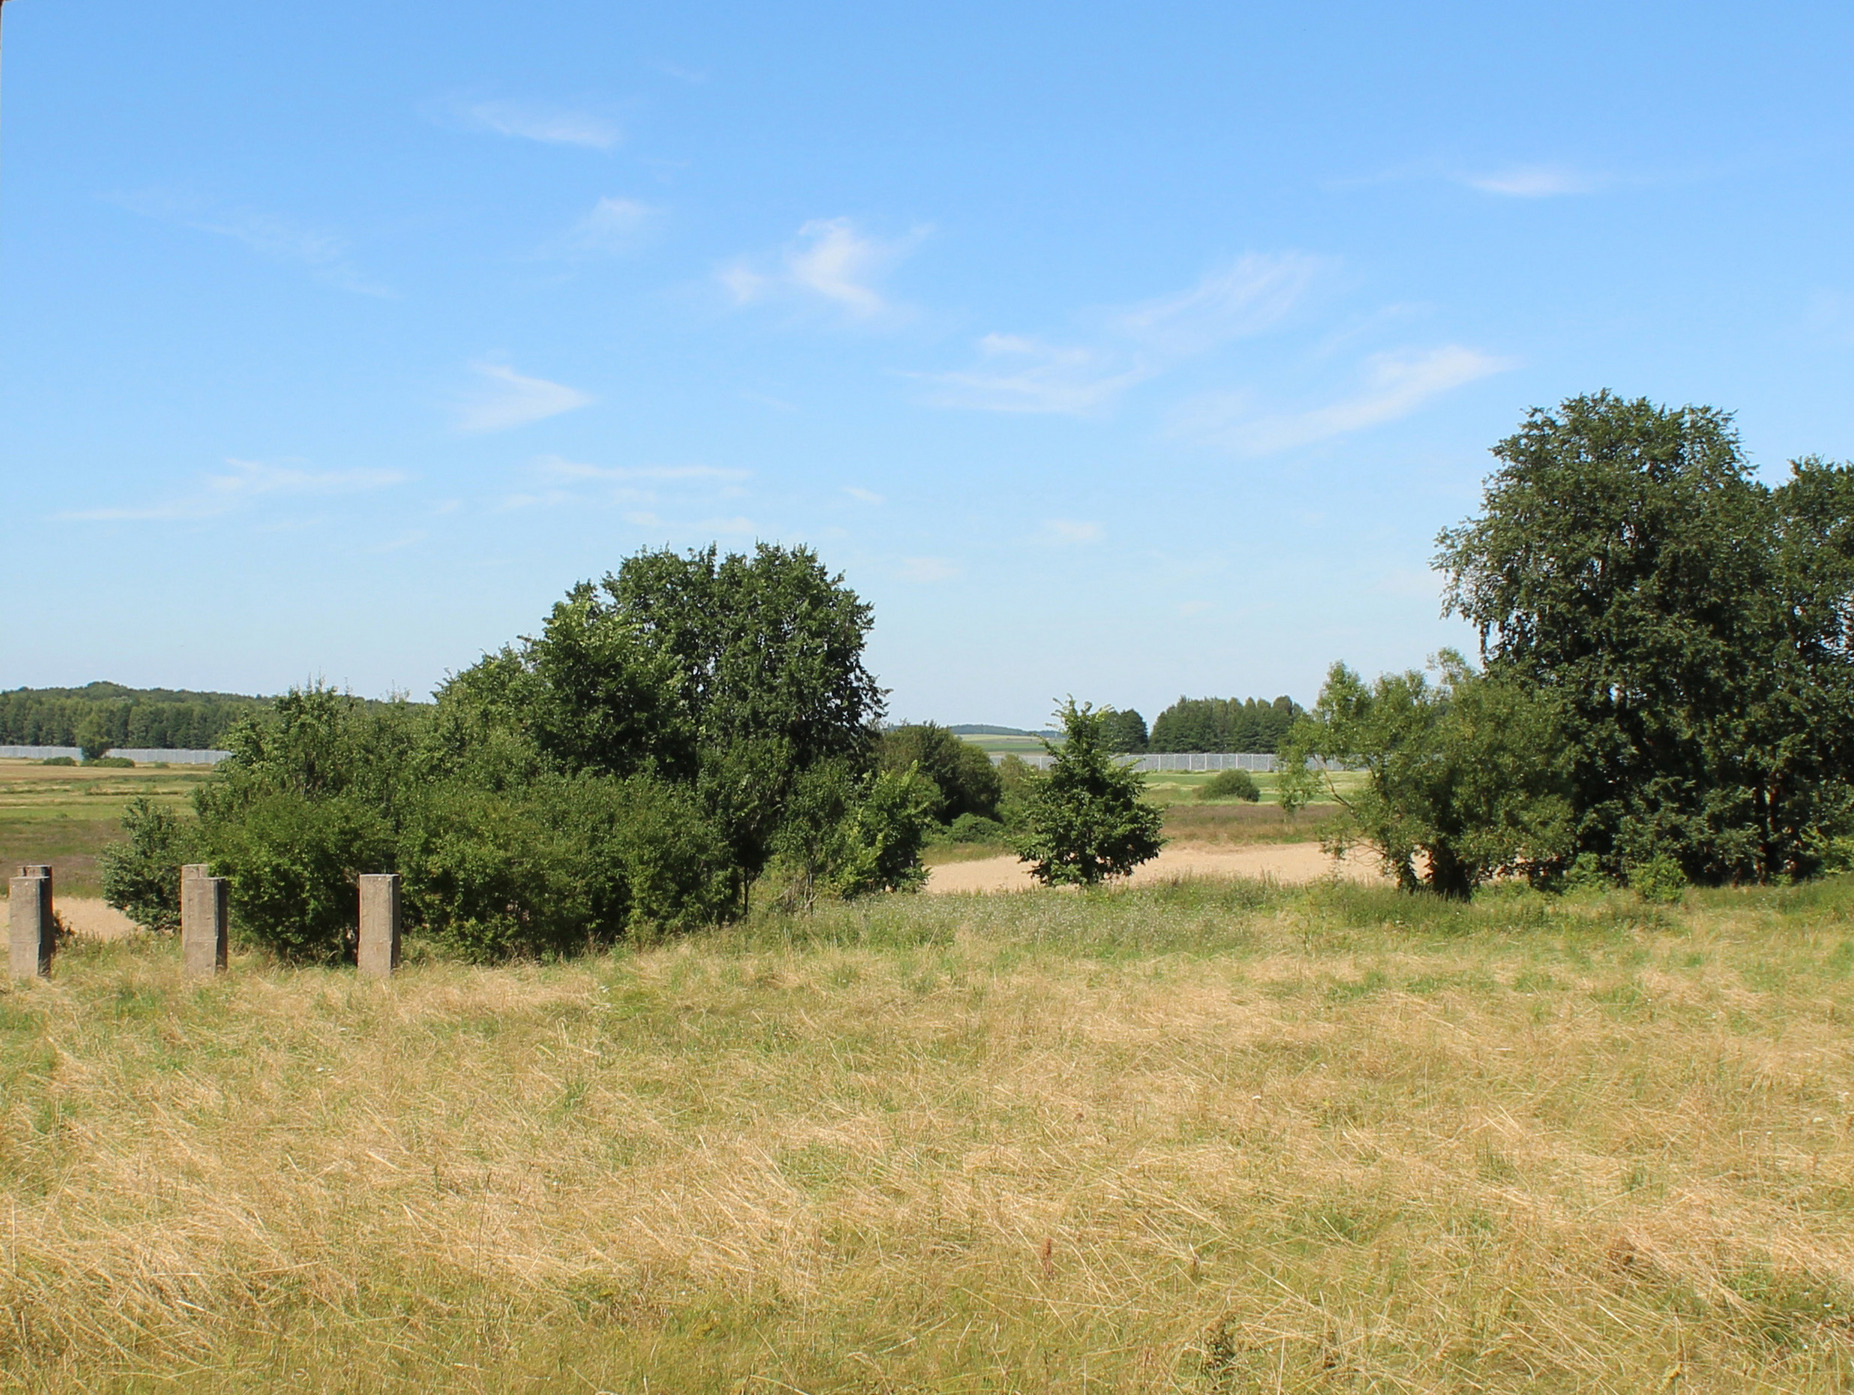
[1437,392,1854,883]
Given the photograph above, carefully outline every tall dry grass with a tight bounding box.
[6,878,1854,1390]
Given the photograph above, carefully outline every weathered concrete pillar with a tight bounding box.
[358,874,401,978]
[181,874,229,977]
[180,863,210,882]
[9,871,54,978]
[17,863,51,885]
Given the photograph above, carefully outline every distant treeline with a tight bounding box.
[0,683,271,751]
[1147,696,1302,754]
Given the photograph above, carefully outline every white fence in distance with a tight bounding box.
[990,751,1337,773]
[0,746,231,765]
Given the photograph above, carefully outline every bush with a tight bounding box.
[1630,854,1687,904]
[877,724,1002,822]
[947,812,1007,843]
[763,764,937,910]
[1198,769,1260,802]
[83,756,134,769]
[1014,702,1165,886]
[210,793,391,962]
[98,797,201,932]
[39,756,76,767]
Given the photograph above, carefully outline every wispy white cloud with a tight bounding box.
[449,98,621,149]
[456,364,593,432]
[1458,164,1600,197]
[534,455,747,484]
[900,557,960,582]
[720,218,925,321]
[844,486,884,505]
[1173,345,1514,455]
[65,459,406,522]
[501,455,749,511]
[913,334,1151,415]
[559,197,659,255]
[1113,253,1331,355]
[111,190,392,296]
[918,253,1330,417]
[1042,519,1104,544]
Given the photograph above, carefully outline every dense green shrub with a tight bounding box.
[1629,854,1687,904]
[877,724,1002,822]
[98,797,201,932]
[39,756,75,767]
[1279,653,1573,898]
[210,792,392,962]
[82,756,135,769]
[1014,702,1165,886]
[1198,769,1260,802]
[763,764,937,910]
[947,812,1007,843]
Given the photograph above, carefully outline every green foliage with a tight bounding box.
[169,547,906,960]
[1279,653,1574,898]
[765,764,937,910]
[98,797,201,933]
[1014,701,1165,886]
[994,754,1041,831]
[1149,695,1300,753]
[1099,707,1148,753]
[38,756,76,767]
[947,813,1007,844]
[81,756,135,769]
[0,682,266,750]
[449,543,883,894]
[1199,768,1260,802]
[1629,854,1687,904]
[210,792,392,962]
[75,714,115,762]
[1438,392,1854,883]
[877,723,1002,822]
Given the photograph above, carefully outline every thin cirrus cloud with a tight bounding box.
[502,455,749,511]
[445,98,622,149]
[63,458,406,522]
[1172,345,1515,455]
[1042,519,1104,544]
[1457,164,1600,197]
[110,190,392,297]
[559,197,659,255]
[719,218,925,321]
[916,334,1152,415]
[456,364,594,432]
[916,253,1330,415]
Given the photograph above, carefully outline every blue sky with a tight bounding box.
[6,2,1854,726]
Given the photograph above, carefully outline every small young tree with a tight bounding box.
[1014,701,1165,886]
[1277,652,1573,898]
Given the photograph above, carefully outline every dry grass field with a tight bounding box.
[8,878,1854,1391]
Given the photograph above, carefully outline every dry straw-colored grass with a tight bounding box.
[7,877,1854,1391]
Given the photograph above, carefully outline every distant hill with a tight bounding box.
[0,683,271,750]
[947,724,1059,737]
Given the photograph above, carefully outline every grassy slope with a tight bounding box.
[8,880,1854,1390]
[0,760,216,896]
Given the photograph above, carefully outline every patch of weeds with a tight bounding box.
[1826,941,1854,979]
[1719,1265,1854,1353]
[1326,970,1388,1003]
[1591,979,1651,1017]
[1511,969,1561,993]
[110,981,168,1020]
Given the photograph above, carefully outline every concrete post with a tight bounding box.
[9,872,53,978]
[180,863,210,881]
[358,874,401,979]
[181,874,229,977]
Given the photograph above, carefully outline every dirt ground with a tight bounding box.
[924,840,1386,894]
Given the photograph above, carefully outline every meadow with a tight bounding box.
[7,876,1854,1391]
[0,760,216,897]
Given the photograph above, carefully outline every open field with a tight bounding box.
[9,879,1854,1390]
[0,758,215,897]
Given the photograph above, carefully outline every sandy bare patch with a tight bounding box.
[2,895,144,940]
[924,840,1386,894]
